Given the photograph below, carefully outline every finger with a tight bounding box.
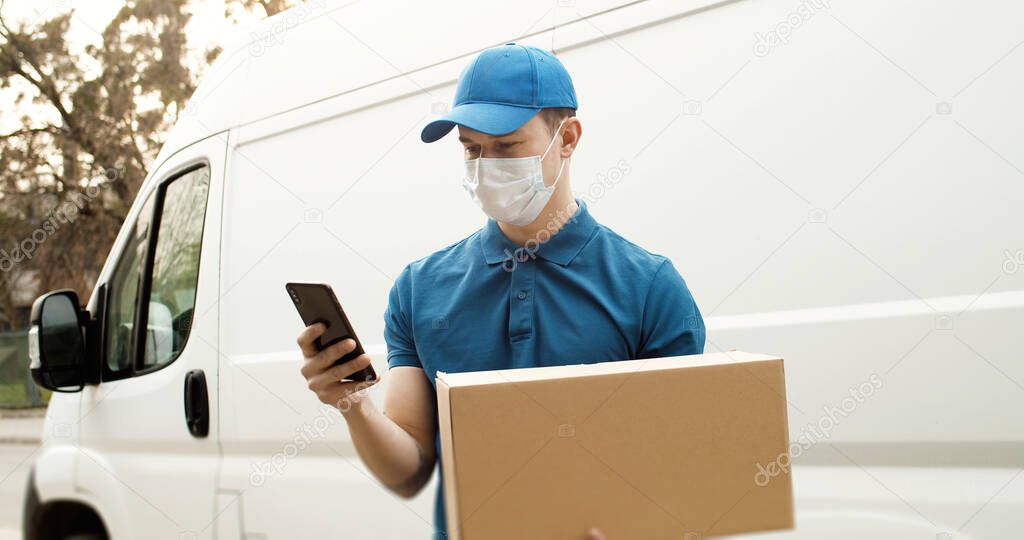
[308,370,377,408]
[296,323,326,357]
[300,337,354,379]
[308,378,369,408]
[330,369,380,407]
[312,338,357,369]
[586,528,606,540]
[307,354,372,390]
[328,354,375,382]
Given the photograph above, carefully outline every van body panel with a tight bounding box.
[217,0,1023,537]
[31,444,81,503]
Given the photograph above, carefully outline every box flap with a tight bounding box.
[437,351,781,388]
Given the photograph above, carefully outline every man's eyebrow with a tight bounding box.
[458,136,475,143]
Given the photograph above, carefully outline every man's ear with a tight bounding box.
[560,117,582,158]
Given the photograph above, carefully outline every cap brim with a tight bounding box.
[420,102,540,143]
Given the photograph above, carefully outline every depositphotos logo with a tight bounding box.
[752,0,831,58]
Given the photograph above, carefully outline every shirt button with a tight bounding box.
[517,290,528,300]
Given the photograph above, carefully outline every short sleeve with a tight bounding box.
[383,265,421,369]
[637,258,706,359]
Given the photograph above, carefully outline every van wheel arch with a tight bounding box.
[24,470,109,540]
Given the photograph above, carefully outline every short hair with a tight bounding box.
[539,107,576,135]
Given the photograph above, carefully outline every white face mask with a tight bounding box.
[462,118,567,226]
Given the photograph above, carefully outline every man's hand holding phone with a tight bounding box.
[288,283,439,503]
[298,322,379,414]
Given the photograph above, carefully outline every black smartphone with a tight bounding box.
[285,282,377,382]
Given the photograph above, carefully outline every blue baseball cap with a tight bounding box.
[421,43,578,143]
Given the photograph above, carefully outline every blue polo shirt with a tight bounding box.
[383,198,705,539]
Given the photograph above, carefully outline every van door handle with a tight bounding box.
[183,369,210,438]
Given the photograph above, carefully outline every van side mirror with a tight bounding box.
[28,290,88,392]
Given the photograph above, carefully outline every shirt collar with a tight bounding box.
[479,197,598,267]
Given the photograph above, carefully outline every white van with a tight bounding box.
[23,1,1023,538]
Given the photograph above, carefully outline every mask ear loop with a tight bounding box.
[541,117,569,189]
[540,117,568,162]
[548,156,567,190]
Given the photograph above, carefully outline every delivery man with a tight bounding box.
[297,43,706,539]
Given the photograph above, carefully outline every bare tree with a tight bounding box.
[0,0,292,329]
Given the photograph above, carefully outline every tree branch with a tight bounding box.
[0,126,64,140]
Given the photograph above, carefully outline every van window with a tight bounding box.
[140,167,210,369]
[102,164,211,378]
[104,193,155,373]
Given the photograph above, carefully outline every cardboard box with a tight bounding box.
[436,351,794,539]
